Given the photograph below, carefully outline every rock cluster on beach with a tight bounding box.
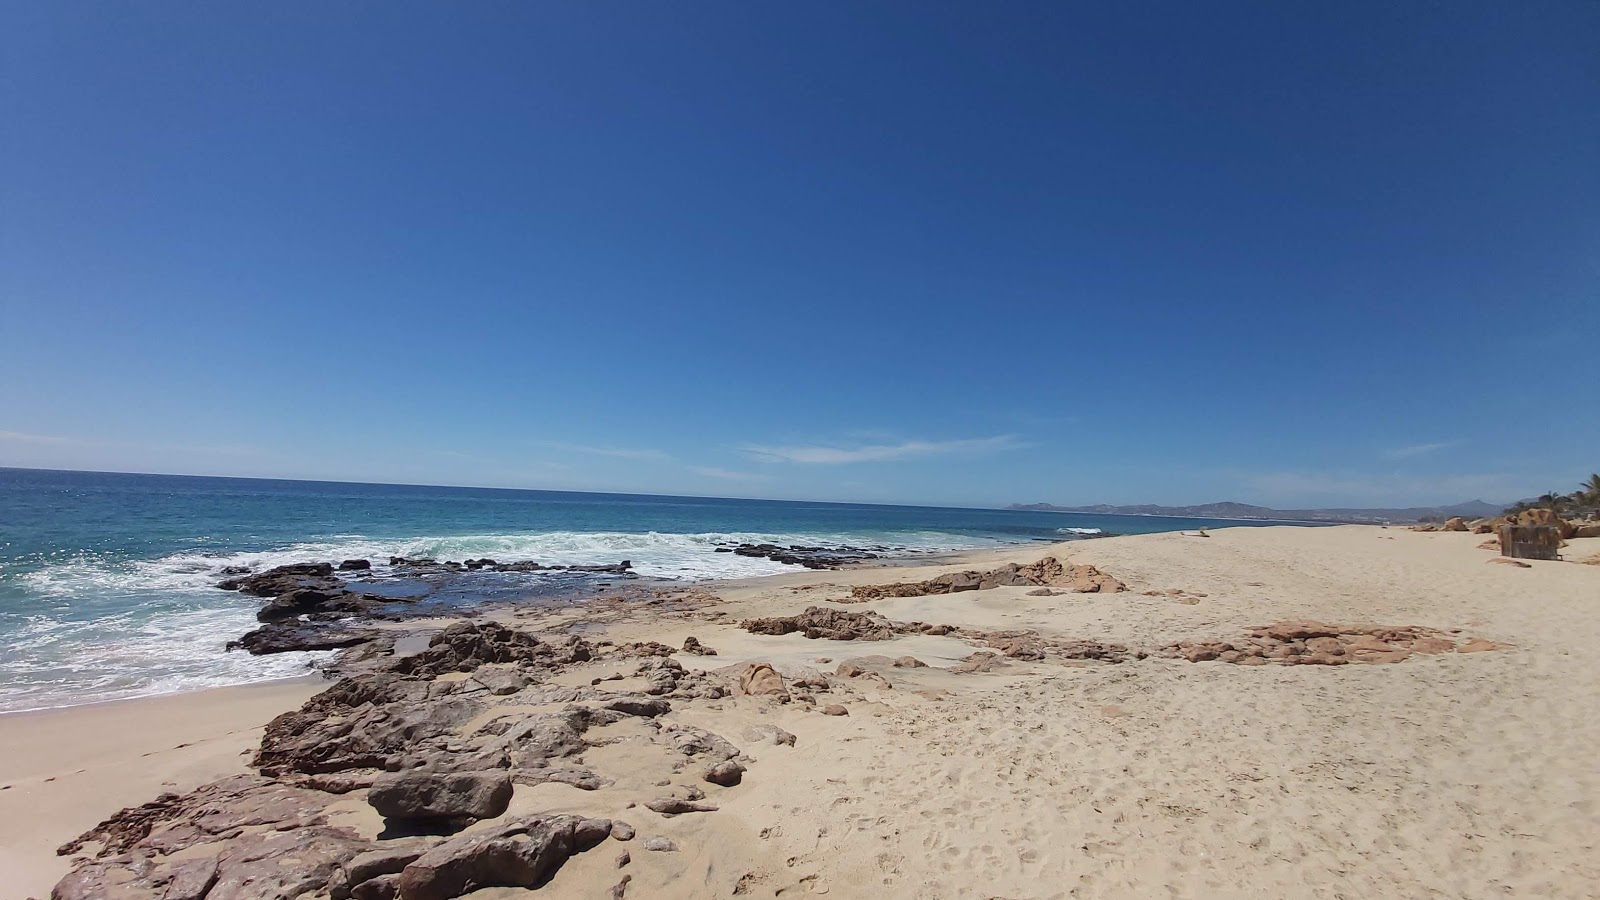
[1411,507,1600,540]
[1159,621,1510,666]
[53,621,754,900]
[847,556,1124,600]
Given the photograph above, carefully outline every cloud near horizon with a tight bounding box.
[742,434,1025,465]
[1382,440,1460,460]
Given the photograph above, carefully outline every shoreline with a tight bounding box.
[11,525,1598,899]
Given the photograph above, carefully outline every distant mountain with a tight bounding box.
[1005,499,1504,524]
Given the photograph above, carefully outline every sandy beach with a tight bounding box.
[7,525,1599,899]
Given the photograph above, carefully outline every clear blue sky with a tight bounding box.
[2,2,1596,508]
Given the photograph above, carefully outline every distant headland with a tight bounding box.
[1005,499,1506,525]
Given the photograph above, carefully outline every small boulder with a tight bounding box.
[737,663,789,700]
[703,760,745,786]
[820,704,848,716]
[367,771,512,822]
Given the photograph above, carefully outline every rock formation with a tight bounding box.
[847,557,1124,600]
[1159,621,1509,666]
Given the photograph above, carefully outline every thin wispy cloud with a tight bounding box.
[743,434,1024,465]
[1383,440,1460,460]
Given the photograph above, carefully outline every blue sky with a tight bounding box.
[2,2,1596,508]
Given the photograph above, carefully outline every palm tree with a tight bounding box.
[1580,473,1600,505]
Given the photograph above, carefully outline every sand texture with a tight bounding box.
[4,525,1597,899]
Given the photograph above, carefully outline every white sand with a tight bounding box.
[6,526,1598,899]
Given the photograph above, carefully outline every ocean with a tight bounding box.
[0,468,1299,712]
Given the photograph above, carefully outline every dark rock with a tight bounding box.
[219,565,252,576]
[368,771,513,822]
[602,696,671,717]
[726,544,881,569]
[394,815,611,900]
[227,622,380,655]
[338,559,372,571]
[219,562,337,596]
[391,622,592,679]
[255,587,383,622]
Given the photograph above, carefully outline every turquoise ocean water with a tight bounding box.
[0,468,1305,712]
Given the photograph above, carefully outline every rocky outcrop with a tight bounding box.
[848,557,1124,600]
[1442,517,1468,532]
[741,606,897,640]
[218,562,339,596]
[227,622,384,655]
[55,617,758,900]
[395,815,612,900]
[1514,508,1579,539]
[390,622,592,679]
[1159,621,1509,666]
[720,543,883,569]
[367,771,513,823]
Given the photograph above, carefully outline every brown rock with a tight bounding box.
[736,663,789,700]
[703,761,745,786]
[1442,516,1468,532]
[820,704,848,716]
[368,771,513,823]
[644,797,718,816]
[951,651,1004,674]
[681,636,717,656]
[740,606,895,641]
[892,656,927,668]
[395,815,611,900]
